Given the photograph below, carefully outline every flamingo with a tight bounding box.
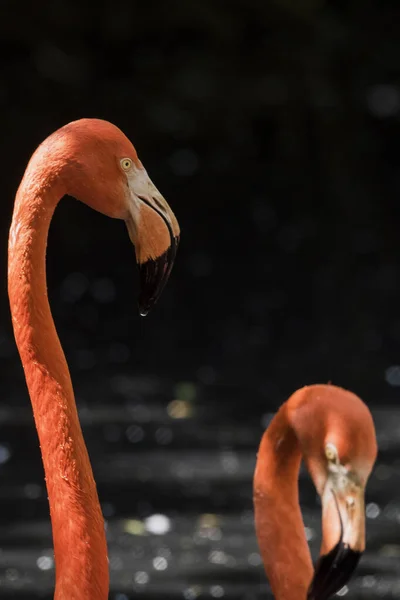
[254,384,377,600]
[8,119,180,600]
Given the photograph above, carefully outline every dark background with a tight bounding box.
[0,1,399,598]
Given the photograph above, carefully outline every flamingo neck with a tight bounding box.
[253,405,313,600]
[8,174,109,600]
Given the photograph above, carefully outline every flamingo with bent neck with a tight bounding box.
[254,384,377,600]
[8,119,180,600]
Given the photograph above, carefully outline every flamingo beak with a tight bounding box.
[135,204,179,316]
[307,481,365,600]
[125,174,180,316]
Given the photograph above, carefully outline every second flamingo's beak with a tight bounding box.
[307,480,365,600]
[125,169,180,316]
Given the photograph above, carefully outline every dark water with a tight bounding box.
[0,371,398,599]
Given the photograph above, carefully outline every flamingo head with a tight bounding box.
[54,118,180,315]
[289,385,378,600]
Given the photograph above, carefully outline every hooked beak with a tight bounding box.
[307,480,365,600]
[125,170,180,316]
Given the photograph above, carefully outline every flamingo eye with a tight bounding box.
[120,158,133,171]
[325,443,338,462]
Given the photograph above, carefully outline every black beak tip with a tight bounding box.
[136,238,179,316]
[307,541,362,600]
[138,274,164,317]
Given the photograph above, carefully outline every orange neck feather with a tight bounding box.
[8,176,109,600]
[253,404,313,600]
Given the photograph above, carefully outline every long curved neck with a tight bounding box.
[253,405,313,600]
[8,173,109,600]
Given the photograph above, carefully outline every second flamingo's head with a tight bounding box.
[289,385,378,600]
[42,118,180,315]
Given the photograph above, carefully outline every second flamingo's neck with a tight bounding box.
[253,405,313,600]
[8,173,109,600]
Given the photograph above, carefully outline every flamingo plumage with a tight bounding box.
[8,118,180,600]
[254,384,377,600]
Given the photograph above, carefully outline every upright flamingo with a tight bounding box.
[254,384,377,600]
[8,119,180,600]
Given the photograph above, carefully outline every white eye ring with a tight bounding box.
[120,158,133,171]
[325,443,338,462]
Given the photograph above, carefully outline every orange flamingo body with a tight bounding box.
[254,384,377,600]
[8,119,180,600]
